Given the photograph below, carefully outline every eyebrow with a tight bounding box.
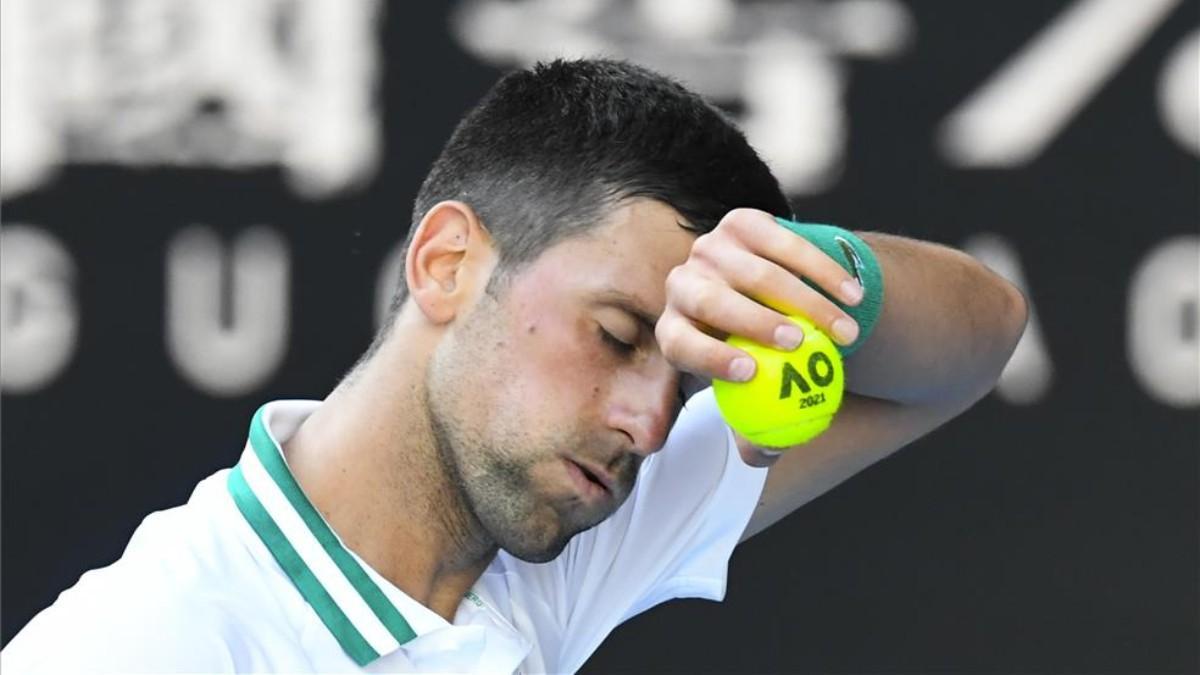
[598,291,660,333]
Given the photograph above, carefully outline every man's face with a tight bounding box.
[424,199,697,562]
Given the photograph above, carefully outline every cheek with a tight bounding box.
[505,309,605,430]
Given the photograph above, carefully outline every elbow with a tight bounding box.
[973,273,1028,394]
[998,276,1027,355]
[999,278,1030,356]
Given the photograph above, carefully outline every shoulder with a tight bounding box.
[3,564,243,673]
[5,473,292,672]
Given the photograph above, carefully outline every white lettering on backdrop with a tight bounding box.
[0,0,381,199]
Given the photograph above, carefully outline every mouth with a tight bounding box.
[563,458,614,501]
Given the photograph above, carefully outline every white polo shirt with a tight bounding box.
[3,389,766,673]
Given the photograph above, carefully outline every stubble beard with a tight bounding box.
[423,306,589,562]
[425,378,588,563]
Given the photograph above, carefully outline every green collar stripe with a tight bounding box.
[247,408,418,647]
[228,466,380,667]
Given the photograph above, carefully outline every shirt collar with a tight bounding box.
[226,400,422,667]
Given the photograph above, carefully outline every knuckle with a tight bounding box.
[715,209,741,229]
[665,266,704,302]
[688,282,718,314]
[654,315,679,350]
[691,232,721,259]
[723,211,752,235]
[658,333,681,363]
[723,207,757,227]
[664,266,687,295]
[742,262,774,291]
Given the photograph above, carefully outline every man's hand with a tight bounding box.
[659,207,1027,541]
[655,208,866,467]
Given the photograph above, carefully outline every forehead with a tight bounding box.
[512,199,696,315]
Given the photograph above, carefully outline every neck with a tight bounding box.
[283,338,497,621]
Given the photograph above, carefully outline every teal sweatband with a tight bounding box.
[775,217,884,356]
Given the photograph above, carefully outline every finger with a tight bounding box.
[705,245,859,346]
[668,268,808,352]
[656,307,757,383]
[722,212,864,308]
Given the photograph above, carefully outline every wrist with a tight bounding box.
[774,218,884,356]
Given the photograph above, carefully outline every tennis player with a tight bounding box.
[3,60,1027,673]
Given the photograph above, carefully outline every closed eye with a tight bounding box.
[600,326,703,407]
[599,328,636,357]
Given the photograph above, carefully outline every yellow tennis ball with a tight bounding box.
[713,316,845,448]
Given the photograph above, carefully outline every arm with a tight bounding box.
[655,210,1028,541]
[740,231,1027,539]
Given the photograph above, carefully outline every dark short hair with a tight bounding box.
[387,58,789,320]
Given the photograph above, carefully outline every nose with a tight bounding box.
[604,365,679,456]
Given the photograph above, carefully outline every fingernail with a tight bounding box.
[774,324,805,350]
[831,318,859,345]
[840,279,864,305]
[729,357,756,382]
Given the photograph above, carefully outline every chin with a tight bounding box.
[501,537,570,564]
[496,517,579,563]
[489,495,620,563]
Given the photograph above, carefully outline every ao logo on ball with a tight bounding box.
[779,352,836,398]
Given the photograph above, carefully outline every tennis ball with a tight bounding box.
[712,316,845,448]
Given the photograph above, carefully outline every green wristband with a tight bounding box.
[774,218,884,356]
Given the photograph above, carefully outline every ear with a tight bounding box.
[405,201,497,324]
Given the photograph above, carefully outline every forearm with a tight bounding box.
[846,232,1029,406]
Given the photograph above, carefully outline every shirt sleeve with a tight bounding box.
[508,387,769,670]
